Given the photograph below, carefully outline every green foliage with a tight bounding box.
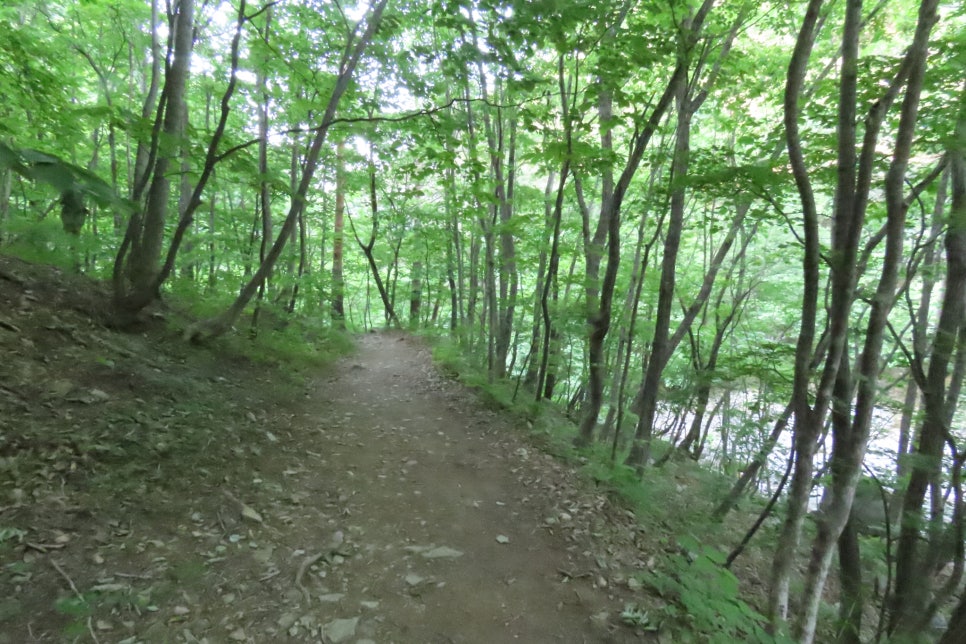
[0,143,125,211]
[54,595,92,619]
[0,527,26,545]
[54,587,153,638]
[1,0,963,637]
[645,536,781,644]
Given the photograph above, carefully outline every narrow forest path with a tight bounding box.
[260,331,646,642]
[0,258,652,644]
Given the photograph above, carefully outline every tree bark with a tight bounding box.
[349,157,400,327]
[794,2,938,640]
[184,0,388,341]
[112,0,244,321]
[409,260,422,329]
[891,78,966,636]
[623,2,743,465]
[574,0,708,446]
[767,0,826,628]
[115,0,194,300]
[332,139,346,327]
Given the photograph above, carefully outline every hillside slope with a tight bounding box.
[0,256,650,642]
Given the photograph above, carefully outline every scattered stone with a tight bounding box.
[495,535,510,544]
[228,628,247,641]
[240,504,264,523]
[405,573,425,587]
[322,617,359,643]
[277,612,299,629]
[421,546,463,559]
[318,593,345,602]
[591,610,610,626]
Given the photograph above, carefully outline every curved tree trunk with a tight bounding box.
[767,0,826,628]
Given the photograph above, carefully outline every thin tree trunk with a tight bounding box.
[767,0,826,627]
[251,15,274,332]
[574,0,705,446]
[409,260,422,329]
[184,0,388,341]
[0,166,11,244]
[796,3,938,640]
[891,80,966,637]
[349,164,400,327]
[332,139,346,327]
[623,2,742,464]
[525,167,554,389]
[113,0,243,321]
[116,0,194,298]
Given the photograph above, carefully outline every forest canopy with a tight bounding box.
[2,0,966,641]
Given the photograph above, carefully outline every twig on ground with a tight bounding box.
[259,568,281,582]
[0,268,24,285]
[50,559,83,600]
[557,568,591,580]
[295,553,325,604]
[27,542,66,553]
[87,617,102,644]
[0,317,21,333]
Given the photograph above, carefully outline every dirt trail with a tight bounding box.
[267,332,644,642]
[0,258,649,644]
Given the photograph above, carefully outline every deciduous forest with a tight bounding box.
[2,0,966,641]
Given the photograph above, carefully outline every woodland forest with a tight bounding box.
[2,0,966,641]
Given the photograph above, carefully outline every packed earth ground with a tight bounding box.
[0,256,662,643]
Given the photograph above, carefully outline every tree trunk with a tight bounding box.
[897,170,946,496]
[524,167,554,390]
[537,57,571,402]
[113,0,245,321]
[623,4,742,465]
[130,0,162,206]
[331,139,346,327]
[0,166,10,243]
[573,3,703,446]
[767,0,827,628]
[116,0,194,299]
[409,260,422,329]
[251,16,274,332]
[601,193,656,444]
[891,78,966,637]
[349,165,400,327]
[794,2,938,640]
[184,0,388,342]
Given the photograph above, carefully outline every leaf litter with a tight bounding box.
[0,256,654,642]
